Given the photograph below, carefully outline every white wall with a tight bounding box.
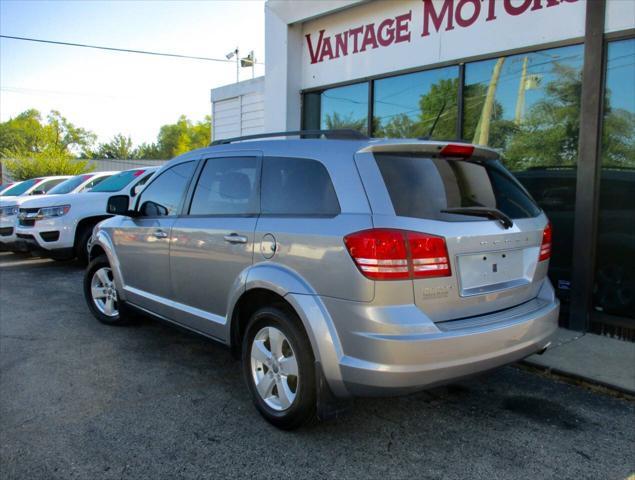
[211,76,265,141]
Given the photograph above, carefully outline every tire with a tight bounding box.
[242,306,316,430]
[75,225,93,264]
[84,255,132,325]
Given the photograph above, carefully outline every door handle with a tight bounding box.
[223,233,248,244]
[153,230,168,239]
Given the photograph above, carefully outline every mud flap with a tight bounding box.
[315,361,351,421]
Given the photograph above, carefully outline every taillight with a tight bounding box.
[408,231,451,278]
[440,144,474,158]
[344,229,451,280]
[539,222,552,261]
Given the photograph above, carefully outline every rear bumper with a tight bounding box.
[321,281,559,397]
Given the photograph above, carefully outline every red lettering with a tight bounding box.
[531,0,543,10]
[319,37,334,62]
[545,0,560,5]
[348,26,364,53]
[422,0,454,37]
[377,19,395,47]
[504,0,533,16]
[305,30,325,64]
[395,11,412,43]
[455,0,481,27]
[334,31,348,58]
[486,0,497,20]
[360,23,379,52]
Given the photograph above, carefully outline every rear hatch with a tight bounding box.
[354,142,551,322]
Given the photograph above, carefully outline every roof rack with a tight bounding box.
[210,129,368,146]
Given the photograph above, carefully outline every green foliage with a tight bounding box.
[3,152,93,181]
[153,115,212,159]
[0,109,96,158]
[92,134,135,159]
[374,78,459,140]
[323,111,367,134]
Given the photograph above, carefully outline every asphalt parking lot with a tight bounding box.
[1,252,634,480]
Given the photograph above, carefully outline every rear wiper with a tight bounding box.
[441,207,514,229]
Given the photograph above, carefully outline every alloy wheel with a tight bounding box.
[250,326,299,411]
[91,267,118,317]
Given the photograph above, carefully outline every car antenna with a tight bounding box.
[424,99,448,140]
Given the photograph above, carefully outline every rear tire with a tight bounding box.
[242,306,316,430]
[84,255,132,325]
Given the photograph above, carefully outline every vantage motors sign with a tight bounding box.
[301,0,586,89]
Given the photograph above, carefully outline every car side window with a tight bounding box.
[35,178,66,193]
[80,175,110,192]
[261,157,340,216]
[189,157,260,215]
[137,162,195,217]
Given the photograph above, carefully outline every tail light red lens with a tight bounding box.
[408,231,451,278]
[440,144,474,158]
[344,229,451,280]
[539,222,552,261]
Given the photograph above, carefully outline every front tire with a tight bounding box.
[75,225,93,264]
[84,255,131,325]
[242,306,316,429]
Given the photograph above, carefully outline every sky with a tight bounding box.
[0,0,265,146]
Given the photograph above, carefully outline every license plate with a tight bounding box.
[457,249,528,296]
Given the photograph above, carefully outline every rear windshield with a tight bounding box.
[90,170,146,193]
[375,153,541,220]
[1,178,39,196]
[48,174,92,195]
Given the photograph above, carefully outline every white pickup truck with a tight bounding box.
[14,167,158,262]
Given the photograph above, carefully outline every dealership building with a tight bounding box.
[211,0,635,338]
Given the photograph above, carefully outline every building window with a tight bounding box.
[373,66,459,139]
[594,38,635,321]
[320,82,369,134]
[463,44,585,305]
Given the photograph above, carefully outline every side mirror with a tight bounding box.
[31,189,46,195]
[107,195,136,216]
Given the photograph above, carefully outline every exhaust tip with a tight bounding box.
[537,342,552,355]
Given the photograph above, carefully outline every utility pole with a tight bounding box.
[473,56,505,146]
[235,47,239,83]
[515,56,529,125]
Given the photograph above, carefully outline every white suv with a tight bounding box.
[0,175,71,249]
[15,167,158,262]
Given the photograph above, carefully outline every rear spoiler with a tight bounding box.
[358,142,500,160]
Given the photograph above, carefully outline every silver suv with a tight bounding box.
[84,131,559,429]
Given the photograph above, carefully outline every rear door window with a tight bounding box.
[189,157,260,215]
[375,153,541,220]
[261,157,340,216]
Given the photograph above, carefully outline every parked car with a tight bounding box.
[46,171,119,196]
[84,132,558,429]
[0,175,71,250]
[14,167,158,262]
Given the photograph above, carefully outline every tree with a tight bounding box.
[93,134,135,159]
[134,142,162,160]
[323,111,367,133]
[154,115,211,159]
[0,109,96,157]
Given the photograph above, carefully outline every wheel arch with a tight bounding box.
[227,263,347,397]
